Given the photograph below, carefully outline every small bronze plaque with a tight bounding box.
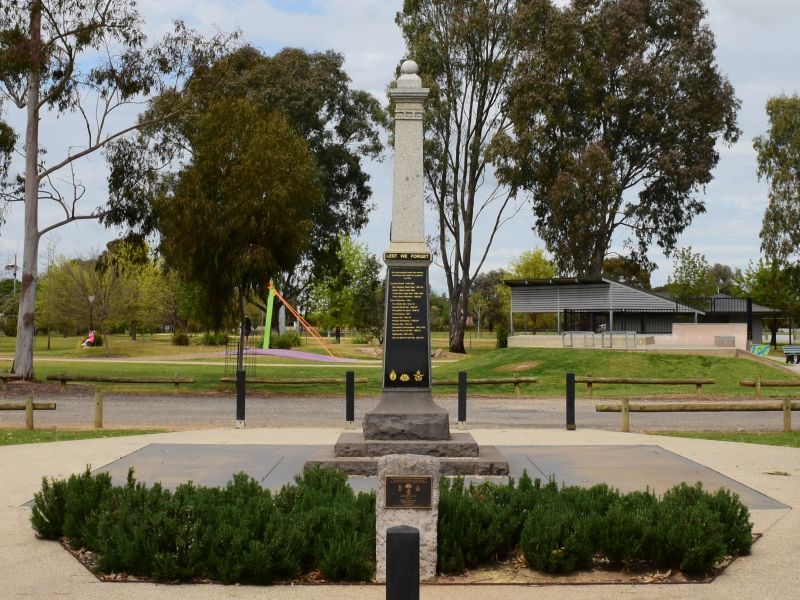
[385,475,432,509]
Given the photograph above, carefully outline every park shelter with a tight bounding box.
[503,278,776,343]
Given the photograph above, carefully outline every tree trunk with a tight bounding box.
[448,287,467,354]
[130,322,137,341]
[771,318,778,349]
[13,7,42,380]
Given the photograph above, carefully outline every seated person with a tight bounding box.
[81,330,96,347]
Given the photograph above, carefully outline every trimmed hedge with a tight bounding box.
[438,474,752,576]
[31,469,752,583]
[32,467,375,584]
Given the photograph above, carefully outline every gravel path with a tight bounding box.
[1,390,793,432]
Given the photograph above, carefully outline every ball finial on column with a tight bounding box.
[400,60,418,75]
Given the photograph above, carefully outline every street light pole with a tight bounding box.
[88,295,95,330]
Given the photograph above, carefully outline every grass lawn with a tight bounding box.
[0,346,796,397]
[655,431,800,448]
[0,428,167,446]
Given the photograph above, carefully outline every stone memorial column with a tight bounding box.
[362,61,450,442]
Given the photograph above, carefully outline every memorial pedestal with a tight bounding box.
[303,59,507,478]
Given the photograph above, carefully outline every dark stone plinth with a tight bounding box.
[305,445,509,477]
[362,390,450,441]
[335,432,479,458]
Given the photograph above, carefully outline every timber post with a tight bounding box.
[25,395,33,430]
[621,397,630,433]
[94,390,103,429]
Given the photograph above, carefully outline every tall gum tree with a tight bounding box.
[755,95,800,266]
[0,0,232,378]
[397,0,521,354]
[492,0,740,276]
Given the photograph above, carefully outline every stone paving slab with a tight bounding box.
[3,427,798,600]
[94,442,786,510]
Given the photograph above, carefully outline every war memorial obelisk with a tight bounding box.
[362,60,450,441]
[309,61,507,475]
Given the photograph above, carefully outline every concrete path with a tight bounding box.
[1,427,798,599]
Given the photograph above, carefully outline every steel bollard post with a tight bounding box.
[235,369,246,428]
[566,372,576,430]
[457,371,467,426]
[386,525,419,600]
[345,370,355,425]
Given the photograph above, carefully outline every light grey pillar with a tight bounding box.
[363,61,449,442]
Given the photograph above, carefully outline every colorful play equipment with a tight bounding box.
[263,281,337,359]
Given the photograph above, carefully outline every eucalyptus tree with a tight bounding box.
[493,0,740,277]
[153,97,322,352]
[397,0,520,353]
[105,46,385,312]
[0,0,231,377]
[755,95,800,266]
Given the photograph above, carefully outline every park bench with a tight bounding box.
[432,374,539,398]
[740,375,800,397]
[596,398,799,433]
[0,396,56,429]
[46,374,194,391]
[0,373,23,392]
[575,376,716,399]
[782,345,800,364]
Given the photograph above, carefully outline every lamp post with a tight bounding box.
[88,295,95,331]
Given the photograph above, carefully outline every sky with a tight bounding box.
[1,0,799,293]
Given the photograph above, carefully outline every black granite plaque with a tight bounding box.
[383,266,430,388]
[385,475,432,509]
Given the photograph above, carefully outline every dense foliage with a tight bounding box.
[440,475,752,576]
[755,95,800,266]
[493,0,740,276]
[33,469,752,583]
[32,467,376,584]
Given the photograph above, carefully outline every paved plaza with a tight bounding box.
[1,426,799,599]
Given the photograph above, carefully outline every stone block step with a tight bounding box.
[305,445,509,477]
[334,431,479,458]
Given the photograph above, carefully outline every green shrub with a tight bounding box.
[2,318,16,337]
[496,321,508,348]
[62,468,113,549]
[597,490,658,567]
[707,487,753,556]
[172,332,189,346]
[275,466,376,580]
[437,477,520,573]
[351,334,373,344]
[654,483,727,575]
[200,332,229,346]
[520,501,593,574]
[30,466,753,584]
[270,331,301,349]
[31,467,113,547]
[31,476,68,539]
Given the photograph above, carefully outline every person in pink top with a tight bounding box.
[82,330,95,347]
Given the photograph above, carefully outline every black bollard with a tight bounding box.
[566,372,576,430]
[457,371,467,424]
[236,369,246,424]
[345,370,355,423]
[386,525,419,600]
